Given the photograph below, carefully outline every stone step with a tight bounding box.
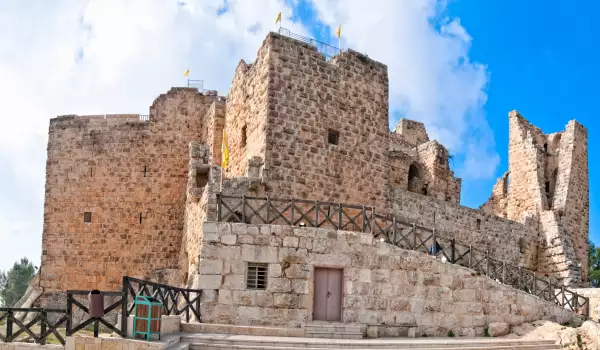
[165,342,190,350]
[181,332,559,349]
[304,332,363,339]
[189,341,560,350]
[182,322,304,337]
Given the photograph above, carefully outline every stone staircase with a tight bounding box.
[303,323,363,339]
[160,332,561,350]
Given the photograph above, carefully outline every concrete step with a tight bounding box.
[189,341,560,350]
[165,342,190,350]
[181,332,560,349]
[182,322,304,337]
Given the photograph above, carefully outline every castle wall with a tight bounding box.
[551,121,589,281]
[261,34,390,207]
[40,88,220,292]
[391,189,538,269]
[196,222,576,336]
[223,55,270,178]
[482,111,589,285]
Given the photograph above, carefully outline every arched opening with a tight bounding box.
[408,164,421,193]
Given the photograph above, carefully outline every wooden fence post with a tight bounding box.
[241,195,246,223]
[468,245,472,268]
[266,196,270,224]
[217,193,222,221]
[392,217,397,245]
[362,206,366,232]
[290,199,295,226]
[40,310,47,345]
[121,276,129,338]
[66,294,73,336]
[338,203,342,231]
[413,224,417,250]
[485,250,489,276]
[314,200,319,227]
[6,310,13,341]
[432,229,436,256]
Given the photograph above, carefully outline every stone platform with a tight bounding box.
[174,333,560,350]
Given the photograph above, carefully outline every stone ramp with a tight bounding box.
[179,333,560,349]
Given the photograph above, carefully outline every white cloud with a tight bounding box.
[0,0,495,271]
[309,0,497,178]
[0,0,306,271]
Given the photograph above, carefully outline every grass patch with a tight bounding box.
[484,327,490,337]
[447,330,455,337]
[577,334,583,348]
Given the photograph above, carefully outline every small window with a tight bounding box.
[328,129,339,145]
[84,212,92,223]
[476,219,481,230]
[246,262,268,290]
[242,125,247,147]
[543,143,548,153]
[143,166,147,177]
[139,213,143,224]
[545,181,550,194]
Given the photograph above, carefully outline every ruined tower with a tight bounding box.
[482,110,589,285]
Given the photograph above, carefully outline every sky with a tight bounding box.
[0,0,597,271]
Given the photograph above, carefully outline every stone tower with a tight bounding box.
[482,110,589,285]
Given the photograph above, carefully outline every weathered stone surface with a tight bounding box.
[487,322,509,337]
[198,222,580,333]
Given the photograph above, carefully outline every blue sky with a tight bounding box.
[444,0,599,244]
[0,0,596,271]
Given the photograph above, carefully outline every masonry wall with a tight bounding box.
[223,55,270,178]
[197,222,576,336]
[259,33,390,207]
[481,111,589,285]
[391,189,539,269]
[40,88,221,292]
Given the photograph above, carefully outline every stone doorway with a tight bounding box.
[313,267,343,321]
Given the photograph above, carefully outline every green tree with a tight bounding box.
[589,240,600,287]
[0,257,35,307]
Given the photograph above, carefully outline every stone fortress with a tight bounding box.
[36,31,591,335]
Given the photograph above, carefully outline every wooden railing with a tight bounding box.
[217,194,590,317]
[0,277,202,345]
[0,308,67,345]
[121,276,202,336]
[66,290,125,338]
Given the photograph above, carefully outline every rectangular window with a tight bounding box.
[328,129,339,145]
[246,262,268,290]
[84,212,92,223]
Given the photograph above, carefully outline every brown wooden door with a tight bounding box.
[313,268,342,321]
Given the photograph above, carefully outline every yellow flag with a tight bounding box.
[221,130,230,169]
[183,69,189,77]
[275,12,281,24]
[335,25,341,38]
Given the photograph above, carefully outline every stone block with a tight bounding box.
[292,279,309,294]
[242,245,279,263]
[223,274,245,290]
[268,278,292,292]
[218,289,233,305]
[232,290,253,306]
[283,236,299,247]
[221,234,238,245]
[199,259,223,275]
[273,293,298,308]
[269,263,282,277]
[284,264,309,279]
[487,321,509,337]
[197,274,222,289]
